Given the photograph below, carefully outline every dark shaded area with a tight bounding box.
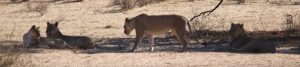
[1,30,300,54]
[59,0,84,4]
[0,40,44,54]
[1,0,84,4]
[194,30,300,47]
[193,30,300,54]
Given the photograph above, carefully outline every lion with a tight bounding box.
[46,22,95,50]
[124,14,193,52]
[229,23,276,53]
[39,37,74,49]
[23,25,40,48]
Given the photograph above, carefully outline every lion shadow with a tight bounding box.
[79,37,204,54]
[78,37,234,54]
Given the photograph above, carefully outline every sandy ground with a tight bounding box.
[0,0,300,67]
[25,50,300,67]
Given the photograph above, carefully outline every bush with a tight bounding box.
[234,0,246,4]
[0,46,28,67]
[282,13,300,36]
[10,0,29,3]
[0,51,21,67]
[111,0,166,10]
[26,2,48,16]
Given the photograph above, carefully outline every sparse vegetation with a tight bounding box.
[1,0,300,66]
[235,0,246,4]
[0,48,21,67]
[10,0,29,3]
[188,0,195,2]
[282,13,300,36]
[292,1,300,5]
[74,0,83,2]
[26,2,48,16]
[111,0,166,10]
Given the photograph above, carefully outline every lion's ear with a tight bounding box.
[47,22,50,25]
[31,25,36,29]
[125,18,129,22]
[240,24,244,27]
[54,22,59,27]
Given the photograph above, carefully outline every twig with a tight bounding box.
[190,0,223,21]
[9,22,16,44]
[188,0,223,44]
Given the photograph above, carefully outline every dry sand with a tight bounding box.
[0,0,300,67]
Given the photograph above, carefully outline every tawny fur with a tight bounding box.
[124,14,193,52]
[229,23,276,53]
[23,25,40,48]
[46,22,95,50]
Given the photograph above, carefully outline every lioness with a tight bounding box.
[23,25,40,48]
[39,37,73,49]
[46,22,95,50]
[229,23,276,53]
[124,14,193,52]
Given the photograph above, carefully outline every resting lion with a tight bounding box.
[124,14,193,52]
[229,23,276,53]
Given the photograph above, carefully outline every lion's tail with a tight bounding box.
[185,18,201,44]
[186,20,192,33]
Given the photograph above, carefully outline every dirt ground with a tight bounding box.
[1,0,300,67]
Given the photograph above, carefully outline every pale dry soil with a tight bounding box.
[0,0,300,67]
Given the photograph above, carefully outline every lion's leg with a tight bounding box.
[131,30,145,52]
[174,29,189,52]
[171,30,180,43]
[147,34,154,51]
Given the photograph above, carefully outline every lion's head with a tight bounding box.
[229,23,246,38]
[123,18,136,35]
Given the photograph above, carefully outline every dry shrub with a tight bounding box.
[0,47,32,67]
[74,0,83,2]
[26,2,48,16]
[111,0,123,5]
[111,0,135,10]
[282,13,300,36]
[190,12,228,43]
[267,0,300,5]
[0,50,20,67]
[111,0,166,10]
[233,0,246,4]
[10,0,17,3]
[136,0,166,7]
[188,0,195,2]
[0,24,33,67]
[191,14,226,31]
[10,0,29,3]
[292,1,300,5]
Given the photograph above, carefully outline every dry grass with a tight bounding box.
[111,0,166,10]
[266,0,300,5]
[0,0,300,66]
[26,2,48,16]
[234,0,246,4]
[281,12,300,36]
[0,50,21,67]
[0,52,20,67]
[74,0,83,2]
[10,0,29,3]
[0,46,33,67]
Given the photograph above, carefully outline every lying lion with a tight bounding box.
[229,23,276,53]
